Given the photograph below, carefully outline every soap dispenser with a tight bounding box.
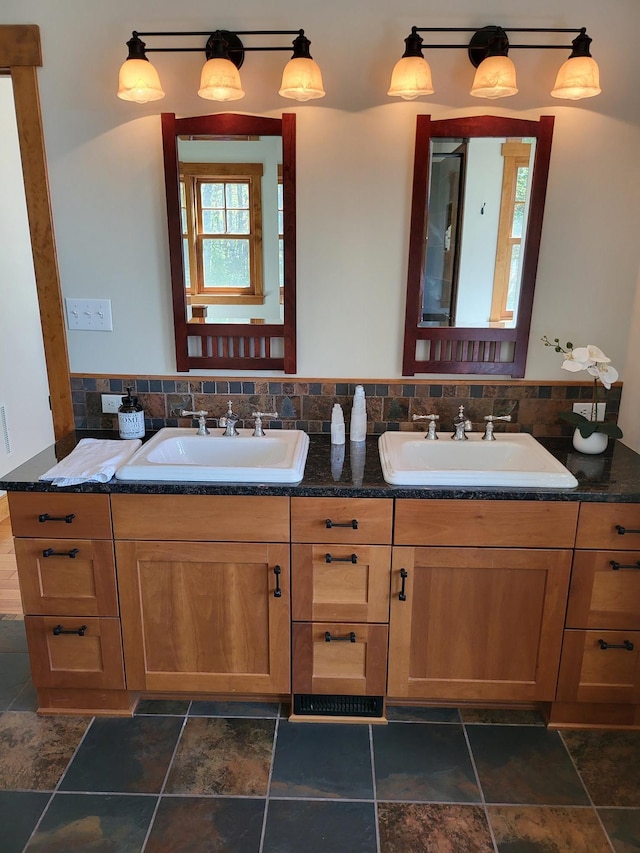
[118,387,145,439]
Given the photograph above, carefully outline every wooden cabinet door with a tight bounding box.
[557,630,640,704]
[291,544,391,623]
[292,622,388,696]
[567,551,640,630]
[116,540,290,694]
[15,538,118,616]
[388,546,572,702]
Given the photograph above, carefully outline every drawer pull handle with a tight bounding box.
[325,553,358,564]
[615,525,640,536]
[52,624,87,637]
[325,518,358,530]
[42,548,80,559]
[399,568,408,601]
[273,565,282,598]
[324,631,356,643]
[609,560,640,571]
[598,639,634,651]
[38,513,76,524]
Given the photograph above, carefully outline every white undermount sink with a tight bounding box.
[378,431,578,488]
[115,427,309,483]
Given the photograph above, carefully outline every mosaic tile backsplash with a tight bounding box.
[71,376,622,438]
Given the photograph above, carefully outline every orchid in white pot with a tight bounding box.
[541,337,623,440]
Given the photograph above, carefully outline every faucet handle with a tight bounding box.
[484,414,512,423]
[180,410,210,436]
[482,414,512,441]
[252,411,278,437]
[413,413,440,440]
[181,409,208,418]
[412,414,439,422]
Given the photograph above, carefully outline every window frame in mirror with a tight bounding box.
[402,114,554,377]
[162,112,296,373]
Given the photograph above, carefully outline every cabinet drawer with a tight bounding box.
[567,551,640,630]
[292,622,388,696]
[8,493,112,539]
[111,494,289,542]
[292,544,391,623]
[24,616,125,690]
[394,500,578,548]
[15,539,118,616]
[557,630,640,704]
[291,498,392,544]
[576,504,640,550]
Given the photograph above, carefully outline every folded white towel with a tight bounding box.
[39,438,142,486]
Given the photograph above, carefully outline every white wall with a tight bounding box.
[0,78,54,477]
[2,1,640,429]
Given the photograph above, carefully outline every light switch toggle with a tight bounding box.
[65,298,113,331]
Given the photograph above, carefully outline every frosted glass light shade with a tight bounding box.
[117,58,165,103]
[279,57,325,100]
[198,58,245,101]
[551,56,601,99]
[470,55,518,99]
[387,55,434,99]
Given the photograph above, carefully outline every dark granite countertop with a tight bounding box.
[1,430,639,502]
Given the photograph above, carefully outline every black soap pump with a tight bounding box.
[118,387,144,439]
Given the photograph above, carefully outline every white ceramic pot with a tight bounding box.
[572,428,608,455]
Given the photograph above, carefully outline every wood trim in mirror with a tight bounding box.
[402,114,554,377]
[162,112,296,373]
[1,25,74,438]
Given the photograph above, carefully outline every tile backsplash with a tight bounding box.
[71,376,622,438]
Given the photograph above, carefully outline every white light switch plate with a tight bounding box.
[573,402,605,421]
[65,298,113,331]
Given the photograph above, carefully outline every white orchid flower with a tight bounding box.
[561,347,593,372]
[587,362,619,390]
[582,345,611,363]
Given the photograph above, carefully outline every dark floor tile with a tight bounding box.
[135,699,190,716]
[264,799,376,852]
[378,802,493,852]
[488,805,611,852]
[0,619,28,653]
[7,678,38,712]
[461,708,545,726]
[164,717,274,796]
[468,725,589,805]
[386,705,460,723]
[0,653,32,711]
[374,722,479,803]
[598,808,640,852]
[562,731,640,807]
[0,791,50,853]
[270,721,373,800]
[59,716,183,794]
[0,712,90,791]
[145,796,265,852]
[190,700,280,718]
[25,792,156,852]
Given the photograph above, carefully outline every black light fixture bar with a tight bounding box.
[412,25,589,50]
[130,28,305,52]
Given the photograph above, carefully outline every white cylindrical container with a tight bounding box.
[118,387,145,439]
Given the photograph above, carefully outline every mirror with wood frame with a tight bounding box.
[162,112,296,372]
[402,114,554,377]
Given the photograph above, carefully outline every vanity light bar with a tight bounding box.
[388,25,601,101]
[117,28,325,104]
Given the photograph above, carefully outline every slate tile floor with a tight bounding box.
[2,618,640,851]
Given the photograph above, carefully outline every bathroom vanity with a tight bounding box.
[3,433,640,729]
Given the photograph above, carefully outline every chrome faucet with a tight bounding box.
[452,405,471,440]
[181,410,211,436]
[412,413,440,440]
[221,401,240,437]
[252,411,278,437]
[482,414,512,440]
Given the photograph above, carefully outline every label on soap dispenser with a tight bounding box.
[118,410,145,439]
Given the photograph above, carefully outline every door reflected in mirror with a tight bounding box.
[424,136,536,330]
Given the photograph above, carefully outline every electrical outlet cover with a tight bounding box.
[101,394,122,414]
[572,402,606,421]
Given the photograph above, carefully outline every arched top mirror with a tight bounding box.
[402,114,554,377]
[162,112,296,372]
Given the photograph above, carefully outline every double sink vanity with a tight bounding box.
[2,425,640,730]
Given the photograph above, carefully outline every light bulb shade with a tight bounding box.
[117,58,165,103]
[279,57,325,101]
[387,56,434,100]
[551,55,601,99]
[198,57,245,101]
[470,54,518,99]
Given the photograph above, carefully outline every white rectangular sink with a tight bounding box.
[115,427,309,483]
[379,431,578,488]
